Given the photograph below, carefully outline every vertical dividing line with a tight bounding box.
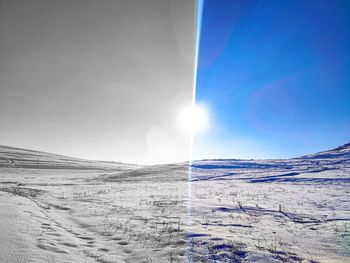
[187,1,204,260]
[189,0,204,165]
[189,0,204,173]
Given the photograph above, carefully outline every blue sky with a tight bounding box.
[193,0,350,159]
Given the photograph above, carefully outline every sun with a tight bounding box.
[179,105,208,134]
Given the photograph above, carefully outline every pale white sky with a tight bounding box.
[0,0,195,164]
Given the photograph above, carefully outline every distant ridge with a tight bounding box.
[302,142,350,159]
[332,142,350,152]
[0,145,136,170]
[1,142,349,169]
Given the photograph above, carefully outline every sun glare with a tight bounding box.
[179,105,208,134]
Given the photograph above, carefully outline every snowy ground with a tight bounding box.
[188,144,350,262]
[0,144,349,262]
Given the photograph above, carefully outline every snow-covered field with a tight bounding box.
[0,144,349,262]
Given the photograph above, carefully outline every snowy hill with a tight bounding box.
[191,142,350,183]
[0,145,136,170]
[303,142,350,159]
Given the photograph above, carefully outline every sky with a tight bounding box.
[1,1,349,163]
[0,0,195,164]
[193,0,350,160]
